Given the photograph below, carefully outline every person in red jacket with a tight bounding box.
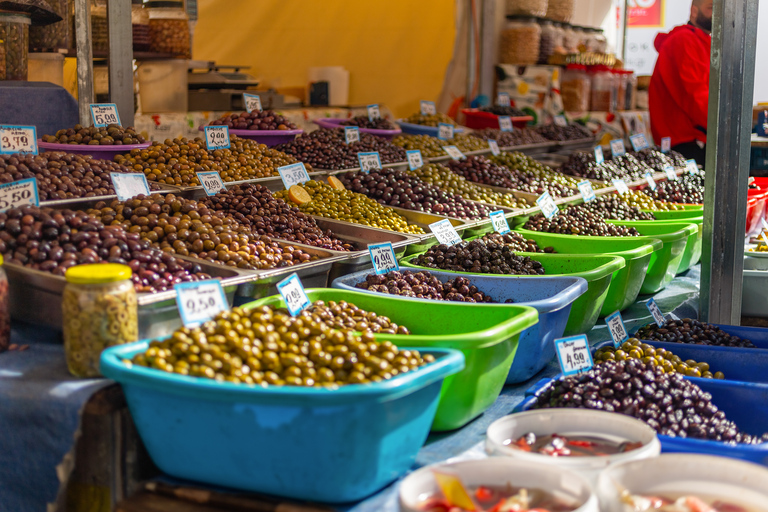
[649,0,713,165]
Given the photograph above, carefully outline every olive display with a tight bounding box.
[633,148,687,172]
[479,105,527,116]
[635,318,757,348]
[209,110,298,131]
[355,270,499,303]
[42,124,146,145]
[470,128,548,147]
[197,183,352,251]
[87,194,317,270]
[0,205,213,292]
[620,190,685,212]
[274,180,424,235]
[479,232,552,253]
[274,128,406,170]
[579,196,655,221]
[130,305,435,387]
[489,152,589,193]
[408,163,529,209]
[523,205,641,236]
[402,113,457,127]
[413,239,546,275]
[391,134,490,158]
[337,168,491,220]
[595,339,725,379]
[304,300,411,334]
[340,116,397,130]
[0,278,9,353]
[531,359,768,444]
[646,173,704,204]
[560,151,653,182]
[535,123,593,142]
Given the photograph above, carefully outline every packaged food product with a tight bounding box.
[561,64,590,112]
[28,0,69,51]
[562,24,579,53]
[0,12,30,80]
[505,0,547,17]
[538,19,561,64]
[546,0,574,23]
[589,65,615,112]
[499,17,541,66]
[146,0,190,57]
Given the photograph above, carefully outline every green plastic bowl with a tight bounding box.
[646,205,703,221]
[400,251,624,336]
[245,288,539,432]
[609,218,702,273]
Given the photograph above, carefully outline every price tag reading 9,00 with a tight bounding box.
[204,125,231,150]
[277,162,310,189]
[196,171,226,196]
[89,103,121,128]
[276,273,311,317]
[368,242,399,275]
[0,125,38,155]
[555,335,593,377]
[174,279,228,327]
[0,177,39,212]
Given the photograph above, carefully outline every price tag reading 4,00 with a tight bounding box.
[89,103,121,128]
[277,273,311,317]
[277,162,310,189]
[0,177,39,212]
[578,181,596,202]
[605,310,629,348]
[196,171,226,196]
[358,151,382,173]
[490,210,510,235]
[555,335,594,377]
[243,93,262,113]
[204,125,231,150]
[0,125,38,155]
[368,242,399,275]
[536,192,559,219]
[646,298,666,327]
[174,279,228,327]
[429,219,462,246]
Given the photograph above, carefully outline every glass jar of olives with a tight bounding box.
[29,0,71,52]
[0,12,31,80]
[63,264,139,378]
[146,0,190,58]
[0,255,10,353]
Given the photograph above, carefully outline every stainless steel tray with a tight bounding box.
[425,148,492,164]
[39,185,178,208]
[317,161,409,175]
[500,141,558,156]
[154,171,329,193]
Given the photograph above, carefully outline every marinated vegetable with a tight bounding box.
[392,133,490,158]
[402,113,457,127]
[340,116,396,130]
[622,492,759,512]
[506,432,643,457]
[479,232,551,253]
[304,300,411,334]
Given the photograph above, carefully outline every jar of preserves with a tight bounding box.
[562,24,579,53]
[546,0,574,23]
[594,29,608,53]
[0,255,10,353]
[146,0,190,58]
[499,16,541,66]
[622,70,638,110]
[561,64,591,112]
[613,69,626,110]
[29,0,70,51]
[63,263,138,378]
[0,12,30,80]
[131,0,150,52]
[589,65,615,112]
[505,0,547,17]
[538,19,560,64]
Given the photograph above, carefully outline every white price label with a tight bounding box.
[368,242,399,275]
[174,279,228,327]
[429,219,462,246]
[554,115,568,127]
[630,133,650,152]
[761,218,768,246]
[605,311,629,348]
[578,181,596,202]
[278,162,310,189]
[498,116,513,132]
[243,93,262,113]
[277,273,311,317]
[420,100,436,115]
[664,165,677,181]
[536,192,559,219]
[367,104,381,121]
[496,92,511,107]
[358,152,382,172]
[490,210,510,235]
[0,178,39,212]
[610,139,626,157]
[488,139,500,156]
[644,172,657,191]
[443,145,465,161]
[196,171,226,196]
[686,159,699,175]
[111,172,150,201]
[407,150,423,171]
[594,146,605,165]
[661,137,671,153]
[646,298,666,327]
[344,126,360,144]
[555,335,594,376]
[438,123,455,140]
[89,103,121,127]
[612,179,630,195]
[0,125,38,155]
[204,125,231,150]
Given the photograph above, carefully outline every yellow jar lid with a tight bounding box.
[65,263,132,284]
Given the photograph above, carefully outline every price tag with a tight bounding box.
[0,125,38,155]
[555,335,594,377]
[111,172,150,201]
[630,133,650,152]
[429,219,462,246]
[437,123,455,141]
[610,139,626,157]
[612,179,630,195]
[277,162,310,189]
[276,273,311,317]
[498,116,513,132]
[578,180,596,202]
[196,171,226,196]
[490,210,510,235]
[243,93,262,113]
[554,115,568,127]
[204,125,231,150]
[358,151,382,173]
[443,145,466,161]
[174,279,228,327]
[496,92,511,107]
[594,146,605,165]
[761,218,768,246]
[420,100,436,115]
[344,126,360,144]
[646,298,666,327]
[89,103,121,127]
[0,177,39,212]
[644,172,657,191]
[368,242,399,275]
[686,159,699,175]
[605,311,629,348]
[536,192,559,219]
[661,137,671,153]
[488,139,501,156]
[367,104,381,121]
[407,150,423,170]
[664,165,677,181]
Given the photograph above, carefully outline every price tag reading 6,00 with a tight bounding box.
[204,125,231,150]
[277,273,311,317]
[368,242,399,275]
[174,279,228,327]
[89,103,121,128]
[0,177,39,212]
[555,335,594,377]
[0,125,38,155]
[196,171,226,196]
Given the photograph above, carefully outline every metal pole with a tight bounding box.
[478,0,496,101]
[466,0,476,105]
[107,0,134,127]
[700,0,759,323]
[74,0,94,126]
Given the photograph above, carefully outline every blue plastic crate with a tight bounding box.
[396,120,465,137]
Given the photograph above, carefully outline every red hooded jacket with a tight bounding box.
[649,24,711,147]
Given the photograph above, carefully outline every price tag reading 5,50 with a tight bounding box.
[277,273,311,317]
[204,125,231,150]
[646,298,667,327]
[90,103,121,127]
[605,310,629,348]
[0,125,38,155]
[490,210,510,235]
[174,279,228,327]
[429,219,462,246]
[368,242,399,275]
[438,123,454,140]
[243,93,262,113]
[0,177,39,212]
[196,171,226,196]
[536,192,559,219]
[407,150,423,170]
[555,335,594,377]
[358,151,382,173]
[277,162,310,189]
[578,181,596,202]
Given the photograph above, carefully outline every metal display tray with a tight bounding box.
[155,171,329,193]
[317,161,409,175]
[500,141,557,156]
[424,148,492,164]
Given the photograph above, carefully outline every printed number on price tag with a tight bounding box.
[611,139,626,157]
[204,125,231,150]
[0,177,39,212]
[443,145,465,161]
[578,181,596,202]
[490,211,510,235]
[407,150,423,170]
[358,152,382,172]
[111,172,150,201]
[367,104,381,121]
[278,162,310,189]
[243,93,262,113]
[594,146,604,165]
[496,92,511,107]
[644,172,657,191]
[664,165,677,181]
[555,335,594,376]
[438,123,454,140]
[605,311,629,347]
[554,115,568,127]
[612,179,630,195]
[196,171,226,196]
[90,103,121,127]
[661,137,671,153]
[498,116,513,132]
[368,242,399,275]
[686,159,699,175]
[630,133,650,152]
[277,273,311,317]
[488,139,500,156]
[174,279,228,327]
[646,298,666,327]
[536,192,559,219]
[429,219,462,246]
[420,100,436,115]
[0,125,37,155]
[344,126,360,144]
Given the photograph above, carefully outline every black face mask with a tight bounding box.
[696,10,712,32]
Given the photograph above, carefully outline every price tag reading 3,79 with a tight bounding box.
[578,181,596,202]
[610,139,626,157]
[664,165,678,181]
[196,171,226,196]
[344,126,360,144]
[110,172,150,201]
[420,100,436,115]
[407,150,423,171]
[438,123,455,140]
[204,125,231,150]
[605,311,629,348]
[367,104,381,121]
[89,103,121,127]
[0,125,38,155]
[429,219,462,246]
[644,172,657,191]
[368,242,399,275]
[646,298,667,327]
[443,145,466,161]
[488,139,501,156]
[243,93,262,113]
[277,273,311,317]
[498,116,513,132]
[612,179,630,195]
[594,145,605,165]
[536,192,559,219]
[0,177,39,212]
[174,279,228,327]
[555,335,594,377]
[490,210,510,235]
[358,151,382,172]
[277,162,310,189]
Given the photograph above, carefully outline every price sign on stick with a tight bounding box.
[196,171,226,196]
[175,279,228,327]
[90,103,121,127]
[358,151,382,172]
[429,219,462,246]
[644,172,657,191]
[661,137,671,153]
[646,298,666,327]
[367,104,381,121]
[630,133,650,152]
[243,93,262,113]
[111,173,150,201]
[0,125,37,155]
[594,146,605,165]
[606,311,629,347]
[420,100,436,115]
[536,192,559,219]
[686,159,699,175]
[278,162,310,189]
[578,181,596,202]
[488,139,500,156]
[496,92,511,107]
[555,335,594,376]
[407,150,423,170]
[664,165,677,181]
[498,116,513,132]
[612,179,630,195]
[438,123,455,140]
[344,126,360,144]
[442,145,465,161]
[554,115,568,127]
[277,273,311,317]
[610,139,626,157]
[490,211,511,235]
[204,125,231,150]
[368,242,399,275]
[0,178,39,212]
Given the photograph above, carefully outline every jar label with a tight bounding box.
[0,177,39,212]
[243,93,262,113]
[443,145,465,161]
[357,152,382,173]
[610,139,626,157]
[664,165,677,181]
[606,310,629,348]
[0,125,38,155]
[578,180,596,202]
[344,126,360,144]
[555,335,594,376]
[89,103,121,127]
[686,159,699,175]
[496,92,511,107]
[277,162,310,189]
[536,192,559,219]
[196,171,226,196]
[175,279,228,327]
[368,242,399,275]
[498,116,513,132]
[111,172,150,201]
[488,139,501,156]
[367,104,381,121]
[646,298,666,327]
[204,125,231,150]
[490,210,510,235]
[644,172,657,191]
[420,100,436,115]
[429,219,462,246]
[276,273,311,317]
[554,115,568,127]
[612,179,630,195]
[438,123,454,140]
[661,137,671,153]
[594,145,605,165]
[407,150,423,171]
[630,133,650,152]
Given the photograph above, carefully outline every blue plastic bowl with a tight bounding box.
[331,269,588,384]
[395,120,465,137]
[101,341,464,502]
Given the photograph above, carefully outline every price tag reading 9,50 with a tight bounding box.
[358,151,382,173]
[196,171,226,196]
[420,100,436,115]
[277,162,310,189]
[594,145,605,165]
[368,242,399,275]
[498,116,513,132]
[438,123,455,140]
[243,93,262,113]
[605,310,629,348]
[664,165,678,181]
[646,298,667,327]
[367,104,381,121]
[490,210,510,235]
[110,172,150,201]
[0,177,39,212]
[0,125,38,155]
[555,335,594,377]
[443,145,466,161]
[344,126,360,144]
[612,179,630,195]
[89,103,121,127]
[488,139,501,156]
[536,192,559,219]
[578,180,596,202]
[661,137,672,153]
[204,125,231,150]
[686,159,699,175]
[644,172,657,191]
[610,139,626,157]
[630,133,650,152]
[277,273,311,317]
[407,150,423,171]
[429,219,462,247]
[174,279,228,327]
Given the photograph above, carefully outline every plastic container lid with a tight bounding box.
[66,263,132,284]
